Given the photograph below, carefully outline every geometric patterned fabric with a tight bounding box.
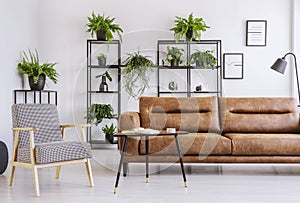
[12,104,92,163]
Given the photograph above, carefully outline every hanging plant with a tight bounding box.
[122,51,154,100]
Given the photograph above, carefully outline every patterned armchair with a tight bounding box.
[9,104,94,196]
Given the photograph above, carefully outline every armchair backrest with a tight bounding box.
[12,104,63,146]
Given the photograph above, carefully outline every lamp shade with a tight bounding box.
[271,58,287,74]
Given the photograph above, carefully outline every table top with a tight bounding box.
[113,130,189,137]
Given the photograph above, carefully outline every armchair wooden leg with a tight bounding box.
[8,163,16,186]
[55,166,61,179]
[85,159,94,187]
[32,166,40,197]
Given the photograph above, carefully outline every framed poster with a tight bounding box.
[246,20,267,46]
[223,53,244,79]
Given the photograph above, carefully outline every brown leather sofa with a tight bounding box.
[118,96,300,172]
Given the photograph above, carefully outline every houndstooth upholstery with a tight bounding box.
[12,104,92,164]
[17,141,92,164]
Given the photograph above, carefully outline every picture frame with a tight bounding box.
[246,20,267,46]
[223,53,244,79]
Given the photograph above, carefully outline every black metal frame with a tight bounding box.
[223,53,244,79]
[246,20,267,47]
[13,90,57,105]
[157,40,222,97]
[86,39,121,145]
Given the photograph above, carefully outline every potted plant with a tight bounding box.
[102,123,116,144]
[122,51,154,99]
[190,50,217,69]
[170,13,210,42]
[17,49,59,91]
[166,46,184,67]
[97,53,107,66]
[85,104,115,126]
[95,71,112,92]
[86,11,123,42]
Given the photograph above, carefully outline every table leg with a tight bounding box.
[114,136,128,194]
[145,135,149,183]
[174,134,187,187]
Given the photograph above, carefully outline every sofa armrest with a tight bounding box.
[118,112,141,131]
[118,112,141,155]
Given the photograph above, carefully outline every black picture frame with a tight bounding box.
[223,53,244,79]
[246,20,267,46]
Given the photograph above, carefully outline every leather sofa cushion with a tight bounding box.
[140,96,220,132]
[219,97,300,133]
[225,133,300,155]
[139,133,231,155]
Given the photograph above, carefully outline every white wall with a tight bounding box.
[0,0,296,149]
[0,0,38,155]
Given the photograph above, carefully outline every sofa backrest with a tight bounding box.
[219,97,300,133]
[139,96,220,132]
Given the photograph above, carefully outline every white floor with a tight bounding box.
[2,149,300,202]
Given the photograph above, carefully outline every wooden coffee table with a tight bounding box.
[113,131,189,194]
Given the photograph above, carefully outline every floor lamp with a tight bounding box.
[270,52,300,106]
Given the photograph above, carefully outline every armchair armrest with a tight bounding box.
[60,124,90,142]
[12,127,38,131]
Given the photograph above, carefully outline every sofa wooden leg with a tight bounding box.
[123,163,128,177]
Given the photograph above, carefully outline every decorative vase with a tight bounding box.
[28,74,46,91]
[99,76,108,92]
[186,29,193,41]
[96,30,106,41]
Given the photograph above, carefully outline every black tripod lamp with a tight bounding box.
[270,52,300,106]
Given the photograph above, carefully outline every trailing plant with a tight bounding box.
[170,13,210,42]
[122,51,154,99]
[86,11,123,42]
[17,49,58,84]
[102,123,116,135]
[190,50,216,69]
[166,46,184,66]
[95,71,112,81]
[85,104,115,126]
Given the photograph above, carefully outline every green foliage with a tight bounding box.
[85,104,115,126]
[102,123,116,135]
[122,51,154,100]
[190,50,217,69]
[170,13,210,42]
[97,53,106,60]
[166,46,184,65]
[86,11,123,42]
[17,49,58,84]
[95,71,112,82]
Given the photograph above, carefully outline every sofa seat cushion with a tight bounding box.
[225,133,300,155]
[139,133,231,155]
[17,141,92,164]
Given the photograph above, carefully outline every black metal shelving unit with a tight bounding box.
[157,40,222,97]
[87,40,121,146]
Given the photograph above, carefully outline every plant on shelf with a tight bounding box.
[170,13,210,42]
[95,71,112,92]
[86,11,123,42]
[17,49,59,91]
[96,53,107,66]
[85,104,115,126]
[122,51,154,100]
[166,46,184,67]
[102,123,116,144]
[190,50,217,69]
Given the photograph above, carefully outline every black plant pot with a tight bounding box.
[186,29,193,41]
[170,59,179,67]
[96,30,106,41]
[29,74,46,91]
[105,134,115,144]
